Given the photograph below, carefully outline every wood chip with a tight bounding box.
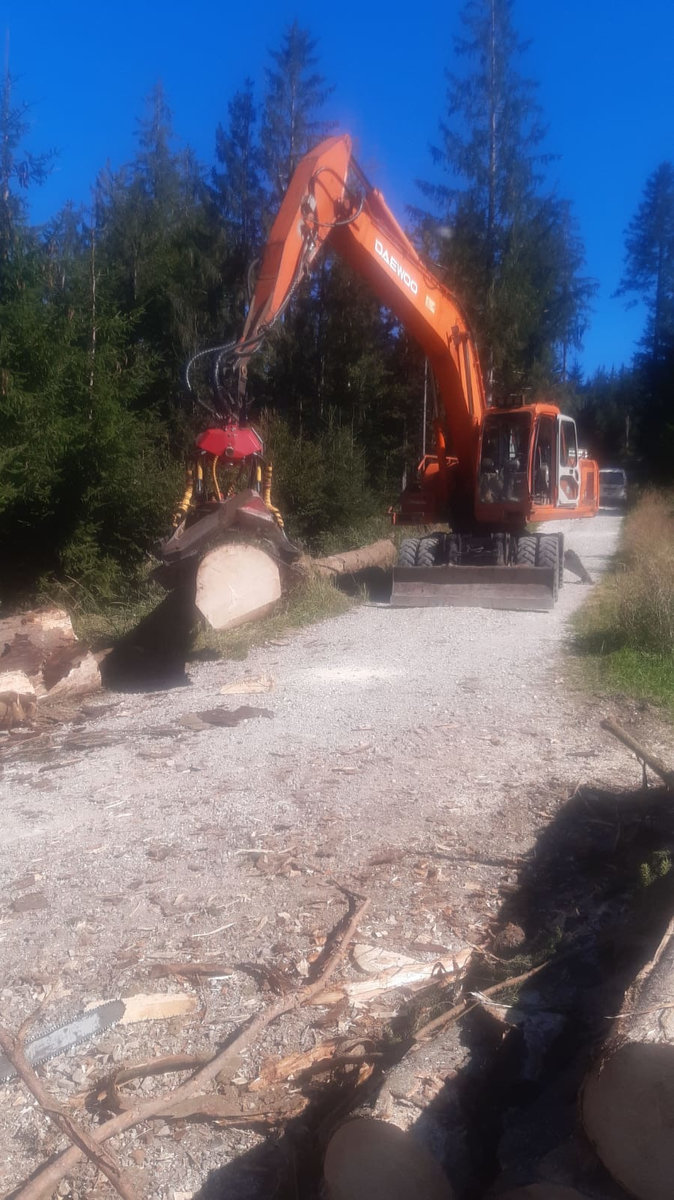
[220,676,274,695]
[119,993,198,1025]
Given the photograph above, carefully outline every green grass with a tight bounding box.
[572,490,674,717]
[62,564,355,663]
[579,645,674,715]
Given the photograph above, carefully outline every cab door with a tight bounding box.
[557,416,580,508]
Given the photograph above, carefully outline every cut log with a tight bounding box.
[497,1188,590,1200]
[310,539,397,578]
[0,671,37,729]
[581,916,674,1200]
[195,542,282,631]
[324,1118,453,1200]
[0,608,99,699]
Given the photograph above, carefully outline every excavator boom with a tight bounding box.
[160,133,598,621]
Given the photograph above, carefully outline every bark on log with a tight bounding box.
[310,539,397,577]
[195,543,282,631]
[581,916,674,1200]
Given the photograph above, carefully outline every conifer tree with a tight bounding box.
[0,63,54,265]
[417,0,593,400]
[618,162,674,364]
[617,162,674,476]
[213,79,264,254]
[261,21,334,208]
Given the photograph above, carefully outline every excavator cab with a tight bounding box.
[475,405,597,526]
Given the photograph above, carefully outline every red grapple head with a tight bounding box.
[196,424,264,461]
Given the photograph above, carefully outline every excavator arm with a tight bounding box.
[233,134,486,509]
[159,133,597,622]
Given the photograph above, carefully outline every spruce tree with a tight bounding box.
[213,79,264,254]
[617,162,674,477]
[417,0,593,401]
[618,162,674,364]
[260,21,334,208]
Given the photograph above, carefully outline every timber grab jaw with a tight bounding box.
[155,419,300,589]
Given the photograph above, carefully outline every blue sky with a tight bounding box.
[7,0,673,376]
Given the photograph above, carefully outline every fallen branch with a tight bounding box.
[601,718,674,788]
[413,956,555,1042]
[0,1027,138,1200]
[12,891,370,1200]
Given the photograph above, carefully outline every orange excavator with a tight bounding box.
[158,134,598,615]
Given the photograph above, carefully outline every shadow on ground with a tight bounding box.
[332,566,393,604]
[193,781,674,1200]
[100,585,196,691]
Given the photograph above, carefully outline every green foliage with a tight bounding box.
[259,408,381,552]
[618,162,674,364]
[639,850,672,888]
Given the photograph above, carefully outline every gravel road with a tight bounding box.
[2,509,669,1198]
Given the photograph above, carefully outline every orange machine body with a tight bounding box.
[233,134,597,535]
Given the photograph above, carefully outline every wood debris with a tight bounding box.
[310,942,470,1009]
[220,675,274,694]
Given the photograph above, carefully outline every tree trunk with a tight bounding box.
[581,917,674,1200]
[308,540,397,578]
[324,1118,453,1200]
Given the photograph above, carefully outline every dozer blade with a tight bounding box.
[390,565,557,613]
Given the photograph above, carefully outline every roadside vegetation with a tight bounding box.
[573,491,674,714]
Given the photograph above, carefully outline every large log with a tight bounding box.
[311,539,397,577]
[581,916,674,1200]
[195,542,282,631]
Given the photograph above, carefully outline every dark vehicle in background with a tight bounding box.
[599,468,627,506]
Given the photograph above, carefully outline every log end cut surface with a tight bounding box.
[324,1118,453,1200]
[582,1041,674,1200]
[195,543,282,631]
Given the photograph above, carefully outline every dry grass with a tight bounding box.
[613,491,674,653]
[574,490,674,713]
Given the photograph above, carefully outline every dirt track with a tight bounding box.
[1,510,671,1198]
